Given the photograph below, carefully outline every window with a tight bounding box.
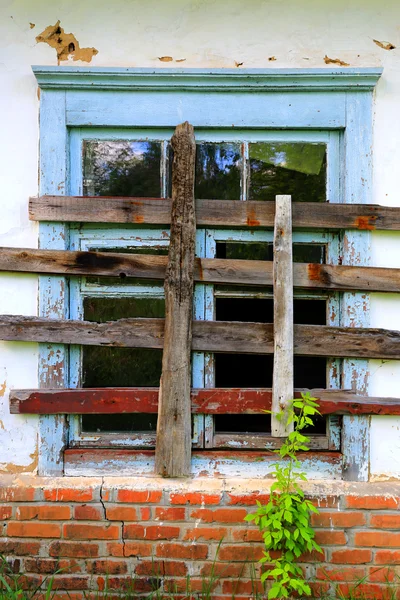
[34,67,382,479]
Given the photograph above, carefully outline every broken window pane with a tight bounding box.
[81,296,164,433]
[249,142,326,203]
[83,140,162,197]
[195,142,241,200]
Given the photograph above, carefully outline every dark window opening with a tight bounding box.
[214,296,327,435]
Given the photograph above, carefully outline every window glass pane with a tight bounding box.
[83,140,162,197]
[85,246,169,287]
[81,296,164,433]
[195,143,241,200]
[249,142,326,203]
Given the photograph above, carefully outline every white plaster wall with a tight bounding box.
[0,0,399,477]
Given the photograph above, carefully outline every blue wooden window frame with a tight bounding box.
[33,66,382,479]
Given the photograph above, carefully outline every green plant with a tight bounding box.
[245,392,323,599]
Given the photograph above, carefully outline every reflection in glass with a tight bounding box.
[195,143,241,200]
[249,142,326,203]
[81,297,164,433]
[83,141,161,197]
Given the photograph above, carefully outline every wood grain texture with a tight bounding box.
[1,247,399,292]
[10,387,400,416]
[29,196,400,231]
[2,315,400,359]
[272,195,294,436]
[155,122,196,478]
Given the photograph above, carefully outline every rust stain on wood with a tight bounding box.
[354,216,376,231]
[246,208,260,227]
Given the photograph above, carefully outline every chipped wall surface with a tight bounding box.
[0,0,400,477]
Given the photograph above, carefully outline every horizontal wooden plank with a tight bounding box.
[2,315,400,359]
[30,196,400,231]
[1,247,400,293]
[64,449,343,479]
[10,387,400,416]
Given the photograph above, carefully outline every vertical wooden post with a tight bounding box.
[271,195,294,437]
[155,122,196,477]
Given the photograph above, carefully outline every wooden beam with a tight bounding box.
[2,315,400,360]
[272,195,294,436]
[1,246,400,293]
[30,196,400,231]
[155,122,196,478]
[10,387,400,416]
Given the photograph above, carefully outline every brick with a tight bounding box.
[227,493,270,506]
[219,545,264,562]
[49,542,99,558]
[116,490,162,503]
[184,527,227,541]
[170,492,221,505]
[50,576,89,591]
[106,506,138,521]
[16,505,71,521]
[232,529,263,542]
[311,511,365,528]
[64,523,120,540]
[74,505,103,521]
[345,495,399,510]
[355,531,400,548]
[87,560,128,575]
[337,583,395,600]
[298,549,326,562]
[140,506,151,520]
[309,582,331,597]
[376,550,400,565]
[123,524,180,540]
[0,487,35,502]
[164,577,211,593]
[7,522,61,538]
[135,560,187,577]
[306,495,340,509]
[155,507,185,521]
[222,580,263,595]
[156,542,208,560]
[97,576,153,593]
[3,575,42,591]
[44,488,94,502]
[190,508,247,523]
[331,549,372,564]
[316,567,366,582]
[0,506,12,519]
[107,541,152,557]
[314,530,347,545]
[369,567,396,583]
[0,541,41,556]
[24,558,81,574]
[371,514,400,529]
[201,562,244,578]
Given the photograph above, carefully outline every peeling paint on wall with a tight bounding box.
[35,20,98,63]
[323,55,350,66]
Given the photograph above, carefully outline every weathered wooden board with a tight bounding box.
[11,387,400,416]
[64,448,343,479]
[272,195,294,436]
[2,315,400,359]
[1,247,400,293]
[155,122,196,478]
[30,196,400,231]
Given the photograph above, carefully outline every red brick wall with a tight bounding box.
[1,478,400,598]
